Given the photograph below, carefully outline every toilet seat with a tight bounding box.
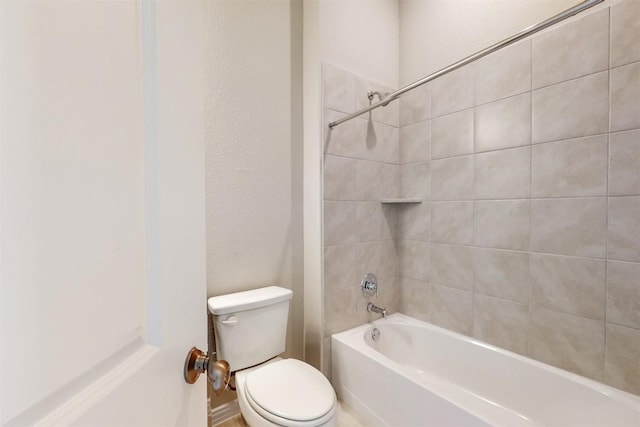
[244,359,336,426]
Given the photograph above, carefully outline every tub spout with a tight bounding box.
[367,302,388,318]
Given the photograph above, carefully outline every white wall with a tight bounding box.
[204,0,303,360]
[319,0,400,88]
[400,0,578,85]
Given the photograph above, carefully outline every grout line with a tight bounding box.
[324,153,407,166]
[427,196,610,202]
[398,238,640,265]
[532,68,610,93]
[428,132,611,161]
[470,83,478,339]
[604,5,612,381]
[528,34,534,357]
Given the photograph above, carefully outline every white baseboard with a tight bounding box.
[210,399,241,426]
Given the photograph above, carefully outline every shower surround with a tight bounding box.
[322,0,640,396]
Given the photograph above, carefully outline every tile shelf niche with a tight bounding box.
[381,198,423,204]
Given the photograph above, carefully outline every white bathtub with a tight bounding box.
[331,313,640,427]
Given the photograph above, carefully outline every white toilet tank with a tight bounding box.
[208,286,293,372]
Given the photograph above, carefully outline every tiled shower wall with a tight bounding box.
[321,63,401,376]
[398,2,640,395]
[322,0,639,395]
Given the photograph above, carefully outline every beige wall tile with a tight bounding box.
[431,109,474,159]
[399,240,430,281]
[473,295,530,355]
[532,9,608,89]
[324,155,356,201]
[356,160,383,201]
[604,323,640,395]
[355,242,384,281]
[398,202,430,241]
[607,261,640,330]
[429,285,473,336]
[429,244,473,291]
[610,0,640,68]
[611,61,640,132]
[355,77,399,127]
[361,120,399,164]
[473,248,529,303]
[475,40,531,105]
[356,202,395,242]
[608,196,640,262]
[530,253,605,320]
[609,129,640,196]
[474,200,530,251]
[531,135,608,198]
[356,160,398,201]
[376,276,401,316]
[474,147,530,199]
[381,163,399,200]
[431,155,474,201]
[324,286,358,336]
[400,83,431,126]
[532,71,608,143]
[400,161,430,199]
[400,120,430,164]
[324,244,359,291]
[379,241,398,279]
[475,93,531,153]
[531,308,605,381]
[324,201,357,247]
[431,201,474,245]
[530,198,607,258]
[322,63,356,114]
[432,65,475,117]
[400,277,430,322]
[323,109,366,158]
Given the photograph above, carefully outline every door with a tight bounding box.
[0,1,208,426]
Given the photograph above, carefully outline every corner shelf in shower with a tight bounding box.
[380,198,423,204]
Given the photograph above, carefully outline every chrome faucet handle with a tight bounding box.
[361,273,378,296]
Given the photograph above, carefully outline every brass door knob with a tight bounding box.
[183,347,230,395]
[184,347,208,384]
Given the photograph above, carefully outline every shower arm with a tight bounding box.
[328,0,603,129]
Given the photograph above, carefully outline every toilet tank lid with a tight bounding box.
[208,286,293,315]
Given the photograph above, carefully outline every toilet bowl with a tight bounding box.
[235,358,336,427]
[208,286,337,427]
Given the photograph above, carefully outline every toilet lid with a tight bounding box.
[244,359,336,422]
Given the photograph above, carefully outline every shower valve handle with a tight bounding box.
[361,273,378,296]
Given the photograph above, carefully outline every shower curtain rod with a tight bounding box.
[328,0,604,129]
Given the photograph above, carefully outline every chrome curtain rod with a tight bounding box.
[328,0,604,129]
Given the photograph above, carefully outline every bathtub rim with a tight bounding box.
[332,313,640,410]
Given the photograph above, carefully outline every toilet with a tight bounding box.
[208,286,337,427]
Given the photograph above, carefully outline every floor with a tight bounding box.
[217,401,367,427]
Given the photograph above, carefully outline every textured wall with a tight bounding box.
[204,0,304,406]
[320,0,399,89]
